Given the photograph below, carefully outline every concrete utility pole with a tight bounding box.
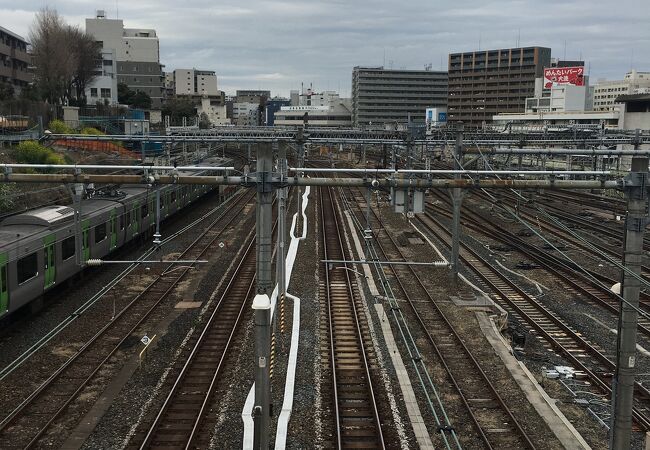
[611,132,648,450]
[449,123,465,280]
[253,143,273,449]
[276,141,287,299]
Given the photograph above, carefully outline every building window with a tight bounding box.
[90,88,98,97]
[17,252,38,284]
[101,88,111,98]
[62,236,76,260]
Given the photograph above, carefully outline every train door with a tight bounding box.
[0,253,8,315]
[133,201,140,235]
[44,234,56,289]
[110,210,118,250]
[82,220,90,262]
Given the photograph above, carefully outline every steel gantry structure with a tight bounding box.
[11,125,650,449]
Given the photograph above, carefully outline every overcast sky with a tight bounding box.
[2,1,649,97]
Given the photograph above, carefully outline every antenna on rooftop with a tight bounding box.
[424,63,432,71]
[516,28,520,47]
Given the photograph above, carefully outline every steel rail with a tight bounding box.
[347,186,535,449]
[0,188,245,383]
[417,212,650,431]
[319,186,386,449]
[0,189,257,448]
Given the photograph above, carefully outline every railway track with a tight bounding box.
[0,189,257,448]
[416,211,650,431]
[347,187,536,449]
[319,186,385,449]
[134,236,257,449]
[428,190,650,336]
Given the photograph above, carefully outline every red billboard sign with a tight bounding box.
[544,66,585,88]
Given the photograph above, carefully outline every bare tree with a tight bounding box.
[29,8,100,106]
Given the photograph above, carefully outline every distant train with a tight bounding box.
[0,116,29,132]
[0,158,234,319]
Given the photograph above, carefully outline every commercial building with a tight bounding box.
[275,91,352,127]
[86,11,165,108]
[0,26,32,94]
[265,97,291,126]
[274,104,352,127]
[447,46,551,127]
[170,69,219,96]
[86,48,118,105]
[352,67,447,127]
[593,70,650,111]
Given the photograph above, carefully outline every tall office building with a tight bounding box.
[0,26,32,94]
[352,67,447,127]
[86,11,165,108]
[447,46,551,127]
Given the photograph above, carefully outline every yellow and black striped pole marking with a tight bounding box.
[280,293,286,335]
[270,331,276,379]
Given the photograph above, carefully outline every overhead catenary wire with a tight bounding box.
[470,140,650,322]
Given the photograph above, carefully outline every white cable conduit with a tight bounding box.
[242,187,310,449]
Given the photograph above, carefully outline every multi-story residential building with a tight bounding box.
[232,102,260,126]
[352,67,447,127]
[0,26,32,94]
[447,46,551,127]
[593,70,650,111]
[86,11,165,108]
[86,48,118,105]
[171,69,219,96]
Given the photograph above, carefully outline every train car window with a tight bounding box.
[62,236,76,260]
[171,191,177,203]
[126,210,131,227]
[17,252,38,284]
[119,213,125,230]
[141,203,149,218]
[95,223,107,243]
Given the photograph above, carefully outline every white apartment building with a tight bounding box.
[593,70,650,111]
[86,11,165,108]
[232,102,260,126]
[172,69,219,96]
[197,97,230,126]
[86,48,118,105]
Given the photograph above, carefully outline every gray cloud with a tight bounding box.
[2,0,649,96]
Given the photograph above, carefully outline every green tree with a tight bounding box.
[199,112,210,129]
[161,98,197,126]
[131,91,152,109]
[0,82,14,101]
[118,82,134,105]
